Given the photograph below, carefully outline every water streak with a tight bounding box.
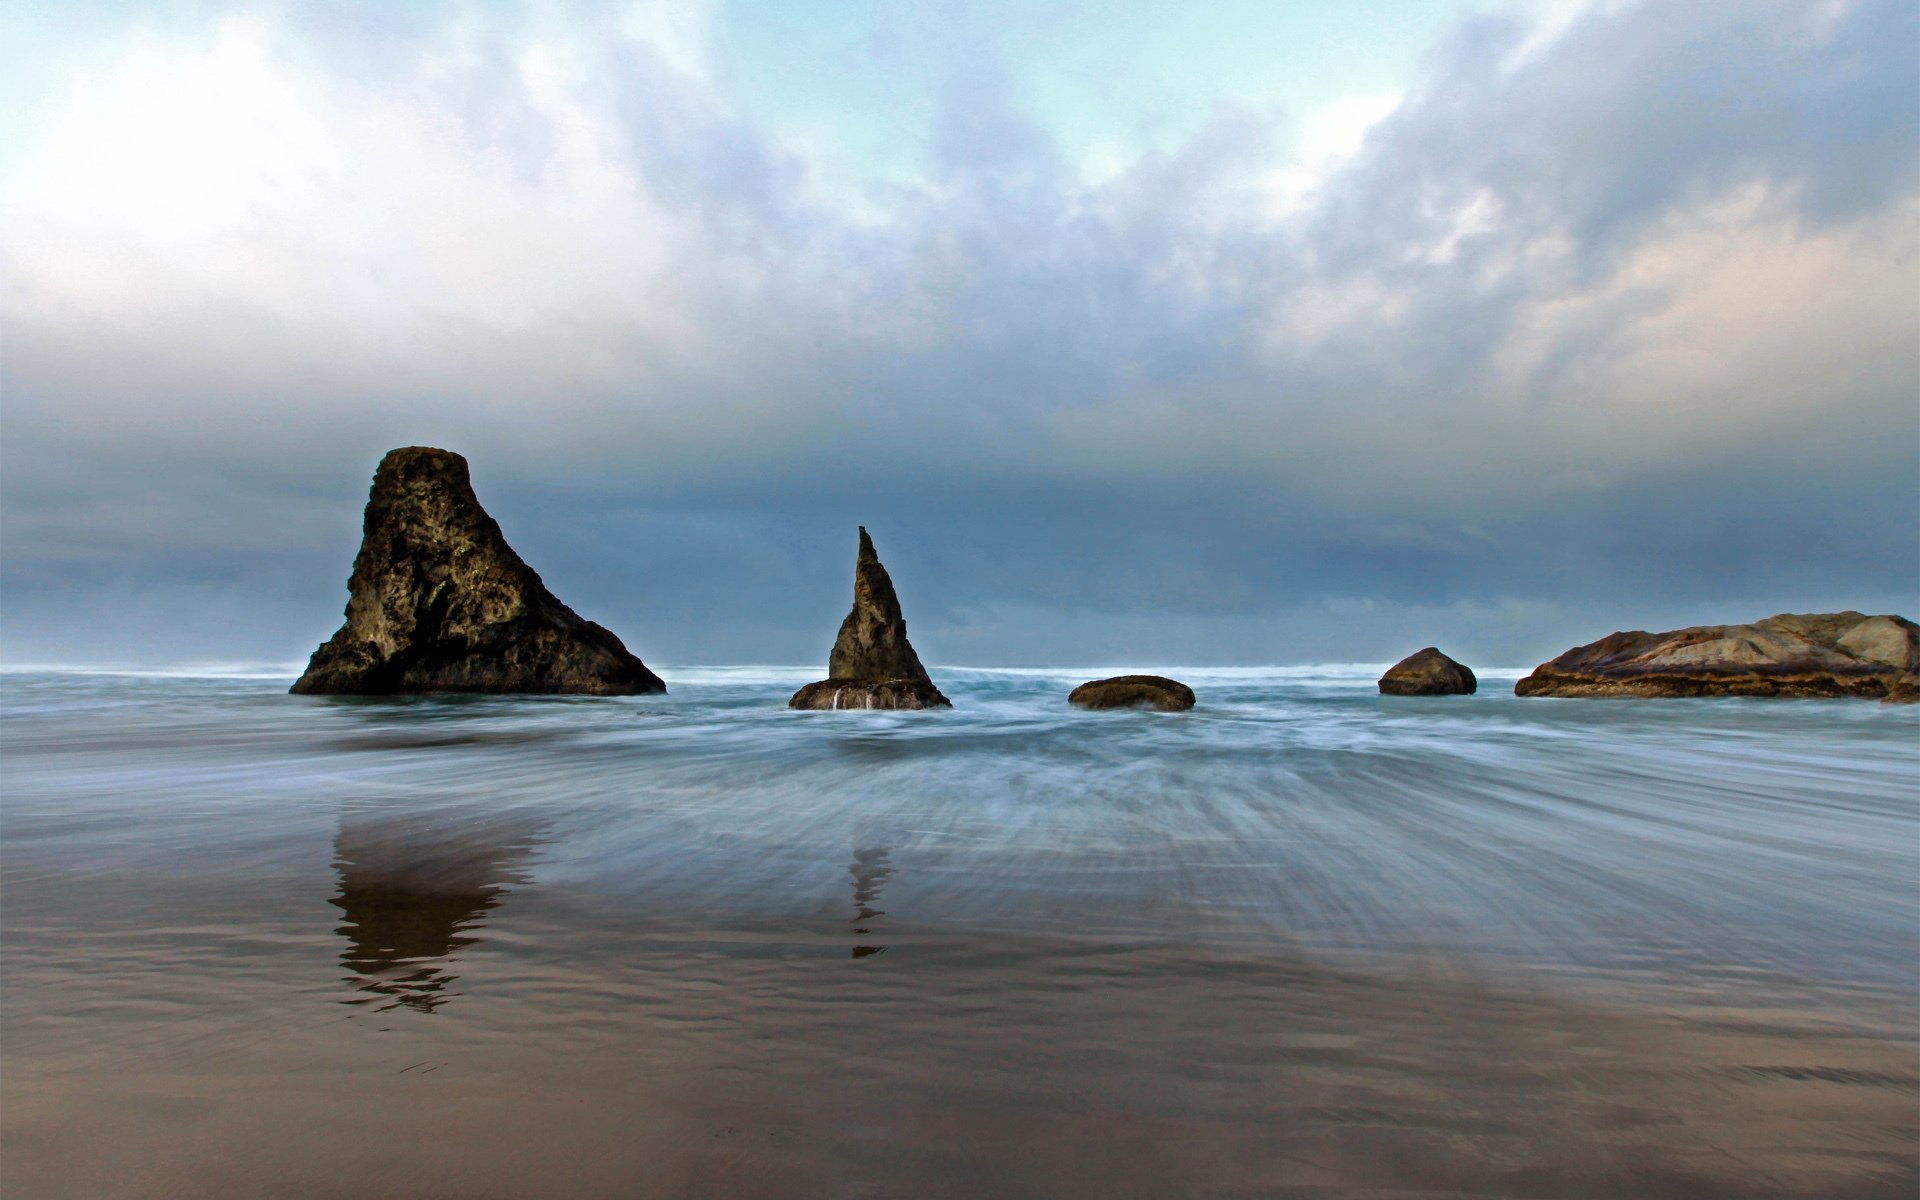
[2,667,1915,1197]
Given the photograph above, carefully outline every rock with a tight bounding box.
[1378,648,1476,696]
[1885,672,1920,705]
[292,447,664,696]
[1068,675,1195,711]
[1514,612,1917,699]
[788,527,950,710]
[789,678,951,710]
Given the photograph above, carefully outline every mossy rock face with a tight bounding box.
[1514,612,1918,700]
[292,447,663,696]
[1379,648,1476,696]
[789,527,950,711]
[789,678,951,710]
[1068,675,1195,711]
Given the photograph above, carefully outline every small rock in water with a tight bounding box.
[1378,648,1477,696]
[1068,675,1196,711]
[788,527,951,711]
[789,678,950,710]
[1514,611,1918,699]
[291,447,664,696]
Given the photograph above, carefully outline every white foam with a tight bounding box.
[0,661,1536,686]
[0,661,307,681]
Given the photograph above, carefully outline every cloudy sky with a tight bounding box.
[3,0,1915,668]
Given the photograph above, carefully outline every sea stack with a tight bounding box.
[1068,675,1196,711]
[291,447,664,696]
[1514,612,1917,700]
[1378,648,1476,696]
[788,527,950,710]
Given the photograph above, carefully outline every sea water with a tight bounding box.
[3,666,1916,1198]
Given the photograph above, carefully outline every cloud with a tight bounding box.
[1,0,1913,666]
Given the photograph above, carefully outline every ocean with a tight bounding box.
[3,665,1915,1198]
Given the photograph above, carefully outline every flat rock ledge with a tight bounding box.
[789,678,952,710]
[1379,648,1476,696]
[1515,612,1917,700]
[789,527,951,711]
[292,447,664,696]
[1068,675,1196,711]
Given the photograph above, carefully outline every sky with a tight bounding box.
[1,0,1915,669]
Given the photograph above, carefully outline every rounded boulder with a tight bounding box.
[1378,648,1476,696]
[1068,675,1196,711]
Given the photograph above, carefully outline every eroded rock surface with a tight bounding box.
[1068,675,1196,711]
[1515,612,1916,699]
[1379,648,1477,696]
[789,527,950,710]
[1884,672,1920,705]
[292,447,664,695]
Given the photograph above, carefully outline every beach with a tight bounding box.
[3,666,1915,1197]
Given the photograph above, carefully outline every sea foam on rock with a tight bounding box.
[291,447,664,696]
[1378,648,1477,696]
[1514,612,1917,699]
[1068,675,1196,711]
[788,528,950,710]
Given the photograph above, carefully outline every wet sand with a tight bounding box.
[6,910,1913,1200]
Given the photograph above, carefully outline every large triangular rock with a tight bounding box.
[292,447,664,695]
[789,527,950,710]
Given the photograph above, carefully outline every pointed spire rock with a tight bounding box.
[829,526,931,682]
[790,527,950,710]
[291,447,665,695]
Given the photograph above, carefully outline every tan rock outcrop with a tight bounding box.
[1515,612,1916,699]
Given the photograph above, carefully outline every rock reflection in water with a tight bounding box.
[849,846,892,958]
[329,810,540,1012]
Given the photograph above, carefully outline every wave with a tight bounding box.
[0,660,310,681]
[1,662,1536,687]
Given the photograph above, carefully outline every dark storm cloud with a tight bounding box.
[1,0,1914,667]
